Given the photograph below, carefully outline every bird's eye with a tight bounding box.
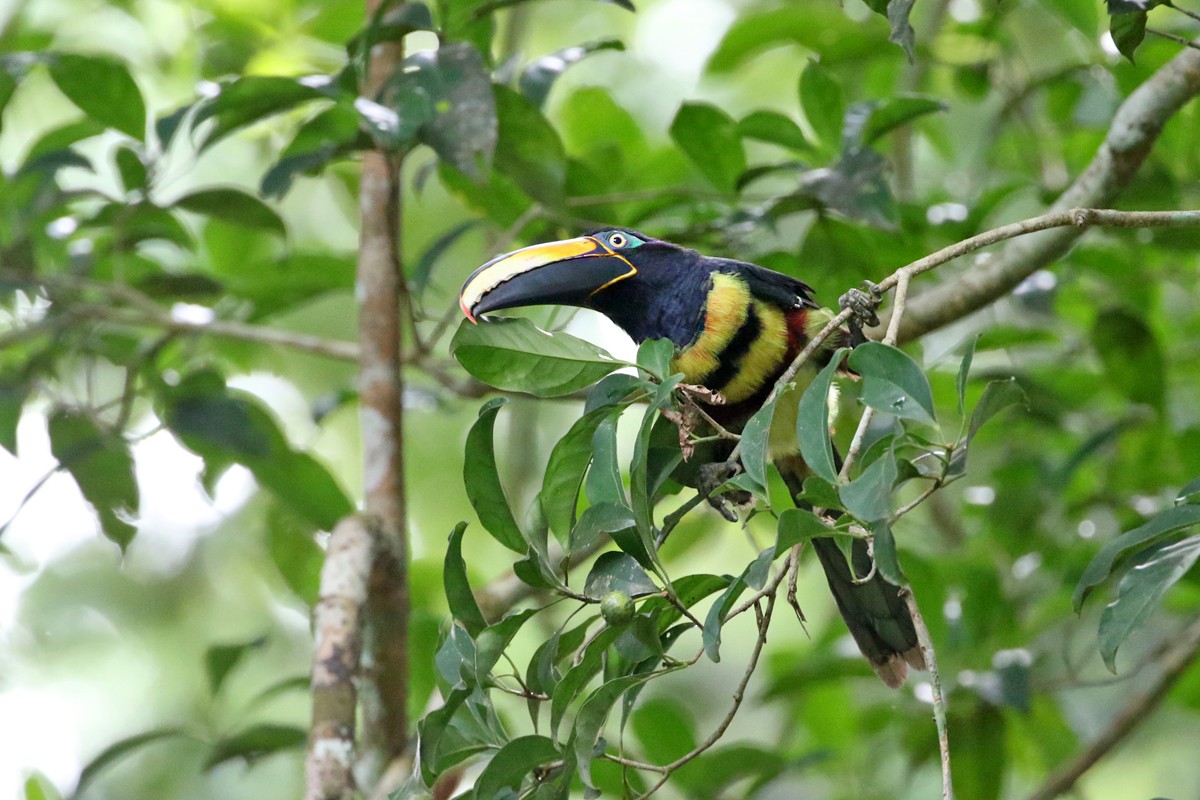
[608,232,627,248]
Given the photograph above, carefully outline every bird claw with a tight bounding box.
[839,281,882,330]
[698,462,749,522]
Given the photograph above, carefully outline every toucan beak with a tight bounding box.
[459,235,638,322]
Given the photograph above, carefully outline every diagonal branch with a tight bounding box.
[878,42,1200,342]
[1028,613,1200,800]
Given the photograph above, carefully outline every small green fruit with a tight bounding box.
[599,591,635,626]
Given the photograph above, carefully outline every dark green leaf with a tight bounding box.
[205,637,266,696]
[114,146,146,193]
[261,104,364,199]
[796,348,849,485]
[446,522,488,636]
[584,373,646,413]
[49,54,146,140]
[1091,308,1165,412]
[473,735,560,797]
[551,625,623,736]
[798,60,844,152]
[848,342,936,426]
[863,0,917,62]
[1074,504,1200,610]
[1110,12,1147,62]
[738,391,779,494]
[1099,536,1200,671]
[584,552,659,600]
[350,1,435,58]
[265,503,322,605]
[519,40,624,108]
[417,686,472,785]
[75,728,189,796]
[474,608,537,682]
[737,110,809,150]
[669,102,747,194]
[630,377,681,569]
[1178,477,1200,506]
[175,188,286,237]
[193,76,326,152]
[48,410,139,550]
[204,724,306,769]
[840,446,898,523]
[463,398,526,552]
[451,317,625,397]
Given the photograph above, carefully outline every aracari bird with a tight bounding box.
[459,229,924,687]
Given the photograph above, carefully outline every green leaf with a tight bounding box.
[417,686,472,785]
[1178,477,1200,506]
[968,378,1026,441]
[474,608,538,682]
[519,40,624,108]
[205,637,266,696]
[474,735,560,797]
[637,338,674,381]
[445,522,488,636]
[798,60,844,151]
[494,84,567,202]
[584,552,659,599]
[861,0,918,62]
[204,724,306,769]
[739,392,778,494]
[702,573,748,662]
[840,447,898,523]
[859,95,946,144]
[541,406,617,547]
[1098,536,1200,672]
[1074,504,1200,611]
[49,54,146,140]
[193,76,326,152]
[870,520,904,585]
[23,773,59,800]
[848,342,936,426]
[572,669,680,792]
[586,416,627,507]
[0,371,29,455]
[75,728,189,796]
[405,43,497,175]
[956,336,978,417]
[776,508,829,552]
[411,219,483,295]
[265,502,323,605]
[630,377,681,568]
[48,410,139,550]
[1091,308,1165,412]
[551,626,623,736]
[160,371,352,530]
[737,110,810,150]
[174,188,286,237]
[261,104,364,199]
[451,317,624,397]
[669,102,747,194]
[796,349,849,485]
[463,398,526,553]
[802,147,896,228]
[570,501,636,554]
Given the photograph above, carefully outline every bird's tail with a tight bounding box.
[775,454,925,687]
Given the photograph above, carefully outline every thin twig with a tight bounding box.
[892,478,944,520]
[1028,614,1200,800]
[1147,27,1200,51]
[904,587,954,800]
[631,590,777,798]
[1165,0,1200,23]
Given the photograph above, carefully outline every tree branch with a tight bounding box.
[355,12,410,785]
[877,43,1200,342]
[307,516,375,800]
[1028,613,1200,800]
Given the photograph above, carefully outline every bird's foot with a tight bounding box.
[839,281,882,331]
[698,461,750,523]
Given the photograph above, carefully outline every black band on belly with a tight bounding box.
[704,304,762,392]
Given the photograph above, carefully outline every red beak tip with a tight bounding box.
[460,300,477,323]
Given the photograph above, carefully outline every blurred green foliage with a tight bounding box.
[1,0,1199,798]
